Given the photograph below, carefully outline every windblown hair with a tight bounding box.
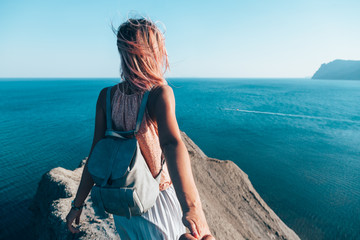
[116,18,169,92]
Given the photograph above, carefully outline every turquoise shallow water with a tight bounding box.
[0,78,359,239]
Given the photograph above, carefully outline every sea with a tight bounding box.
[0,78,359,240]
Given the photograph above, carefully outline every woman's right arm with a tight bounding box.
[149,85,214,239]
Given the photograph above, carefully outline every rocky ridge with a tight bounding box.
[30,132,300,240]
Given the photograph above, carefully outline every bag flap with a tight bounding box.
[88,137,137,182]
[110,138,137,179]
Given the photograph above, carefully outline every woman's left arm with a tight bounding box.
[66,88,107,234]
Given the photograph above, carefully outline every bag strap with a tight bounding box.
[154,155,166,182]
[105,86,149,138]
[106,86,113,131]
[134,91,149,134]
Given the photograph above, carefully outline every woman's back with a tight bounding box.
[110,82,172,191]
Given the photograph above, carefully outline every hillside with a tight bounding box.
[312,59,360,80]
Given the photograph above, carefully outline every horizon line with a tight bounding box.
[0,77,312,80]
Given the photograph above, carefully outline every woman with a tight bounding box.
[66,18,214,240]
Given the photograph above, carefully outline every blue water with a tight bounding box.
[0,78,359,239]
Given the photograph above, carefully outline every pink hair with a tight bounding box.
[116,18,169,92]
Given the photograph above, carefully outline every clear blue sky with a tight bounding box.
[0,0,359,78]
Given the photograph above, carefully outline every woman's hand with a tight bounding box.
[182,207,214,239]
[179,233,215,240]
[66,208,82,234]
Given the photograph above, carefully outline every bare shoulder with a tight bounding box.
[97,85,118,110]
[150,84,174,100]
[148,85,175,121]
[99,87,108,100]
[96,87,108,112]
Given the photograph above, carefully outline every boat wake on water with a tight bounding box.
[221,108,360,124]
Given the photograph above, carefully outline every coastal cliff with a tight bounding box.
[30,132,300,240]
[312,59,360,80]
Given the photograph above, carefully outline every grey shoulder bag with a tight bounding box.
[88,86,163,219]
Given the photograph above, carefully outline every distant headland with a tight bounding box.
[312,59,360,80]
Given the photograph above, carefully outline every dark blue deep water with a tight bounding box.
[0,78,359,239]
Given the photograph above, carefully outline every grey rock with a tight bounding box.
[31,164,119,240]
[31,132,300,240]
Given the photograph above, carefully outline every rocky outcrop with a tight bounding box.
[30,132,300,240]
[30,160,119,240]
[312,59,360,80]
